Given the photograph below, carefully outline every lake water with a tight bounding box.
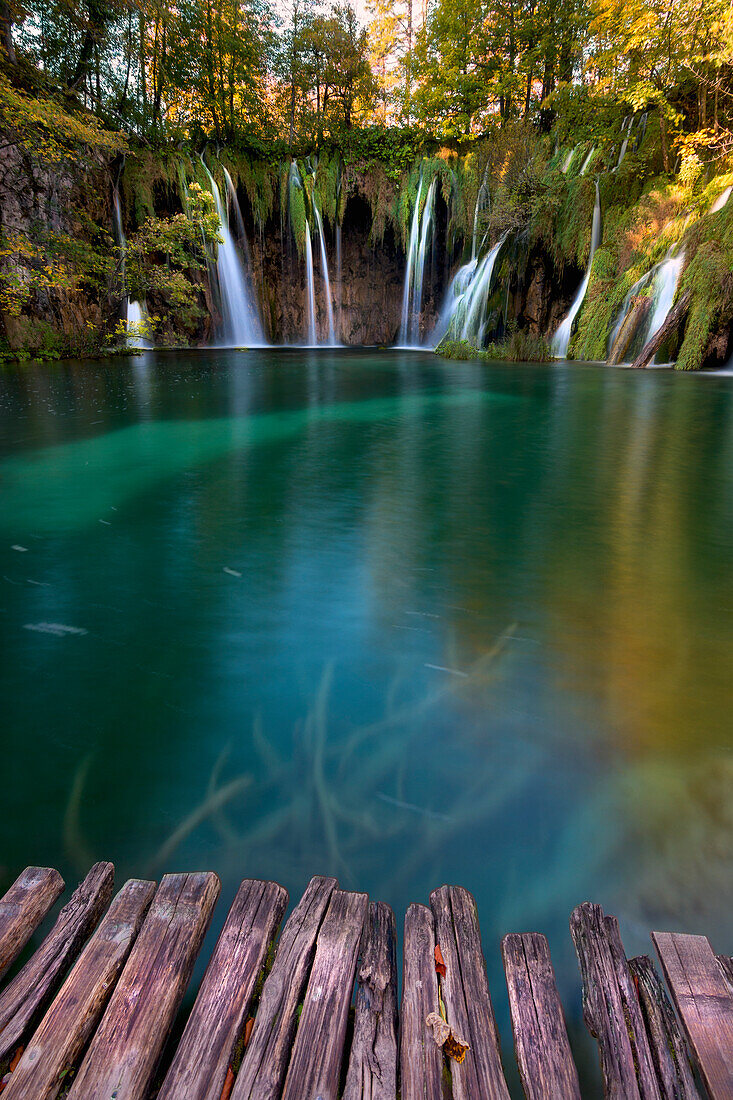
[1,348,731,1089]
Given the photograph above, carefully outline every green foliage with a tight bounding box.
[436,333,553,362]
[0,74,126,165]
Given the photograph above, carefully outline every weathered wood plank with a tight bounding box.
[0,867,64,983]
[2,879,156,1100]
[158,878,288,1100]
[67,871,220,1100]
[653,931,733,1100]
[0,861,114,1068]
[431,885,510,1100]
[717,956,733,993]
[281,888,368,1100]
[502,932,581,1100]
[343,901,398,1100]
[400,903,443,1100]
[628,955,701,1100]
[570,902,661,1099]
[232,875,338,1100]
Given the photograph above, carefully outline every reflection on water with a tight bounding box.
[1,350,731,1089]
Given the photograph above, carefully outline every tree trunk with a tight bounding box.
[0,1,15,64]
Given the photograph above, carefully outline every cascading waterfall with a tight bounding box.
[472,164,490,259]
[711,186,732,213]
[202,163,264,347]
[335,224,342,340]
[112,187,152,349]
[615,115,634,170]
[399,177,437,346]
[645,245,685,350]
[579,147,596,176]
[552,180,602,358]
[431,234,507,348]
[303,222,317,345]
[607,270,652,357]
[562,147,577,174]
[312,199,336,344]
[222,167,265,343]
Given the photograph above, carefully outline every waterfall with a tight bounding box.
[561,147,577,174]
[552,181,602,358]
[222,167,264,342]
[303,223,317,345]
[399,178,423,345]
[431,233,507,348]
[202,163,264,347]
[399,177,437,346]
[579,147,596,176]
[112,186,151,349]
[472,164,490,259]
[607,270,652,357]
[335,224,342,342]
[615,115,634,170]
[711,186,732,213]
[645,245,685,350]
[312,199,336,344]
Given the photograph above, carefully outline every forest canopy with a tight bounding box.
[0,0,731,170]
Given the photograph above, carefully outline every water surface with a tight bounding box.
[1,349,731,1089]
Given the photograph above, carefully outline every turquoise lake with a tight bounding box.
[1,349,731,1089]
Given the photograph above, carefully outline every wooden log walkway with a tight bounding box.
[0,865,729,1100]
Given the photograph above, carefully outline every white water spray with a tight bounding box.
[312,199,336,344]
[552,181,601,358]
[112,187,152,349]
[711,186,732,213]
[202,163,264,346]
[399,177,437,346]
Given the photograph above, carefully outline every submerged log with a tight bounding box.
[608,296,652,364]
[630,290,691,369]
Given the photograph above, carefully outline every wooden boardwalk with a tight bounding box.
[0,864,730,1099]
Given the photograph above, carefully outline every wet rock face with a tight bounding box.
[248,196,407,346]
[0,142,111,352]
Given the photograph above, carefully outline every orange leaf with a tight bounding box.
[9,1048,23,1072]
[220,1067,235,1100]
[434,944,446,977]
[244,1016,254,1047]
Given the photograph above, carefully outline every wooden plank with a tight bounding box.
[343,901,398,1100]
[2,879,156,1100]
[400,902,443,1100]
[281,888,368,1100]
[0,861,114,1068]
[430,885,510,1100]
[158,878,288,1100]
[717,956,733,993]
[67,871,220,1100]
[232,875,338,1100]
[628,955,701,1100]
[653,931,733,1100]
[570,902,661,1099]
[0,867,64,982]
[502,932,581,1100]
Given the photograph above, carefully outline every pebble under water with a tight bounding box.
[1,348,731,1092]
